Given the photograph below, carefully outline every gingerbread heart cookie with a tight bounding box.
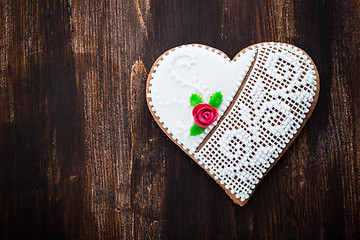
[146,43,319,206]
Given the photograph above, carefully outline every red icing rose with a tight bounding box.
[192,103,218,127]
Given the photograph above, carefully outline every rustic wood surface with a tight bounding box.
[0,0,359,239]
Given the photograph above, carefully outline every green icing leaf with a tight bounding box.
[190,123,205,136]
[190,93,203,107]
[208,91,223,108]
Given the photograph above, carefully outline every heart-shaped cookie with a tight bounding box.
[146,43,319,206]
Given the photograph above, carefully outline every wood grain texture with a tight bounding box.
[0,0,359,239]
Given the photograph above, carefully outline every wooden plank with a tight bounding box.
[0,0,359,239]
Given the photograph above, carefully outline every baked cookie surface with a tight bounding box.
[146,43,319,206]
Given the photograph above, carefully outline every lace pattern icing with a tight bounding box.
[194,43,317,202]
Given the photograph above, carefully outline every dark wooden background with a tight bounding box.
[1,0,359,239]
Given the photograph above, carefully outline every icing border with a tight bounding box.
[146,42,320,206]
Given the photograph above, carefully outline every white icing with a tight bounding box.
[194,43,317,202]
[148,45,256,153]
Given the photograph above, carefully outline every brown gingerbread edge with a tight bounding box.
[146,42,320,206]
